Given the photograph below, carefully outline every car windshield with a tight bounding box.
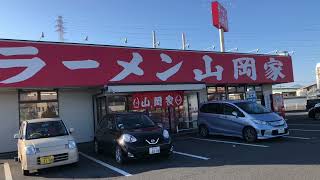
[116,114,155,130]
[26,120,68,140]
[235,102,271,114]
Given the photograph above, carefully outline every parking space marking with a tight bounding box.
[284,136,312,140]
[290,129,320,132]
[288,124,320,126]
[190,137,269,148]
[3,163,12,180]
[79,152,132,177]
[173,151,210,160]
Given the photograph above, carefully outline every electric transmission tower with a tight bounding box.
[55,16,66,42]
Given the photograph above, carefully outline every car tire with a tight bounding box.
[115,145,125,164]
[315,112,320,120]
[94,139,101,154]
[243,127,257,143]
[199,125,209,137]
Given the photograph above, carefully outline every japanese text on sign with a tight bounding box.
[132,91,184,109]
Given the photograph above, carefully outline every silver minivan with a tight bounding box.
[198,100,289,142]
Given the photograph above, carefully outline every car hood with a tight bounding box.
[249,112,282,122]
[25,135,73,148]
[123,126,163,137]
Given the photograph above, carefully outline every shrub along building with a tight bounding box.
[0,39,294,153]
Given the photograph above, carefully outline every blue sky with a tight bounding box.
[0,0,319,86]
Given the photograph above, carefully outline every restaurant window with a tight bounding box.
[19,90,59,122]
[207,86,226,101]
[107,96,127,113]
[228,86,245,100]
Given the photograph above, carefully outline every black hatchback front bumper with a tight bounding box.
[120,142,173,159]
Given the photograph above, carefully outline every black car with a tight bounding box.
[308,105,320,120]
[306,99,320,111]
[94,112,173,164]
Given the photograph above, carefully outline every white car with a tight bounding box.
[14,118,79,175]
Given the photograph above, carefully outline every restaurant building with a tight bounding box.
[0,39,294,153]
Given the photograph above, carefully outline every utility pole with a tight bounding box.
[182,32,186,50]
[55,16,65,42]
[152,31,157,48]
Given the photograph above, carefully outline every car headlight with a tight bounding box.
[68,140,77,149]
[118,134,137,145]
[163,129,170,139]
[25,145,36,155]
[252,119,268,125]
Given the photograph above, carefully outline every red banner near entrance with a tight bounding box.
[132,91,184,110]
[0,39,294,87]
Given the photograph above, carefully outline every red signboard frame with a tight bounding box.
[0,39,293,88]
[212,1,229,32]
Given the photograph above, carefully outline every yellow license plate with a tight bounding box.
[40,156,54,165]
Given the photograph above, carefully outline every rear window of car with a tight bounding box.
[200,103,223,114]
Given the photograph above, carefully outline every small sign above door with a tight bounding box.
[132,91,184,109]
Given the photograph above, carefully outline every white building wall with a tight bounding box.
[263,84,273,110]
[198,88,208,104]
[59,90,95,143]
[0,90,19,153]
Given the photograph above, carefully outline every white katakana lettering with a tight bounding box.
[193,55,224,81]
[62,60,99,70]
[156,53,183,81]
[0,47,46,84]
[264,58,285,81]
[110,52,144,81]
[233,57,257,80]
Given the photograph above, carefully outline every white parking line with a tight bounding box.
[3,163,12,180]
[173,151,210,160]
[190,137,269,148]
[290,129,320,132]
[288,124,320,126]
[284,136,312,140]
[79,152,132,177]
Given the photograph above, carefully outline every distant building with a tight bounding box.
[316,63,320,89]
[272,86,299,97]
[296,83,317,97]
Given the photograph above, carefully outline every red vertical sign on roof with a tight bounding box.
[212,1,229,32]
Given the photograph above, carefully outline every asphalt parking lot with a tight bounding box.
[1,111,320,180]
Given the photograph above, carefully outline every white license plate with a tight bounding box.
[149,146,160,154]
[278,128,285,134]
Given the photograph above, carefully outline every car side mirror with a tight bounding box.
[69,128,75,134]
[14,133,20,139]
[232,111,238,117]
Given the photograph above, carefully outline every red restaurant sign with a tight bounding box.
[212,1,229,32]
[132,91,184,109]
[0,39,293,87]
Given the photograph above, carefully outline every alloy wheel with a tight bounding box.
[200,126,208,137]
[244,127,257,143]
